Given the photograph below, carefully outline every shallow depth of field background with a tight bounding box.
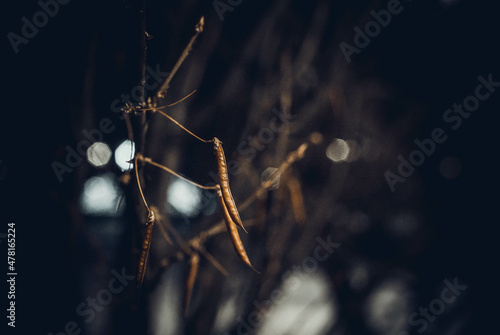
[2,0,498,334]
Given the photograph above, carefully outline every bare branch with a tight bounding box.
[155,16,205,100]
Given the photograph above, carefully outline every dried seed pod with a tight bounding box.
[137,211,155,288]
[213,137,247,233]
[183,253,200,317]
[217,187,258,272]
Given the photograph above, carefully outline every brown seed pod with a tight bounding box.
[183,253,200,317]
[137,211,155,288]
[213,137,247,233]
[217,187,259,272]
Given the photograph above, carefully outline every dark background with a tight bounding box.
[1,0,499,334]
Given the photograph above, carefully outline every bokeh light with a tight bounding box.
[326,138,350,162]
[80,173,124,216]
[86,142,112,167]
[257,270,337,335]
[365,278,413,335]
[167,178,202,217]
[115,139,135,171]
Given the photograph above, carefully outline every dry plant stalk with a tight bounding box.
[213,137,247,233]
[126,15,295,299]
[153,108,212,143]
[156,221,174,246]
[125,15,235,295]
[183,252,200,316]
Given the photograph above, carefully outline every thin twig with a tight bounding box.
[196,245,229,277]
[155,214,174,245]
[138,1,147,102]
[155,16,204,100]
[197,219,256,245]
[134,155,150,212]
[155,109,213,143]
[156,211,192,255]
[136,154,218,190]
[162,90,197,108]
[115,110,136,212]
[123,110,136,171]
[135,90,197,112]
